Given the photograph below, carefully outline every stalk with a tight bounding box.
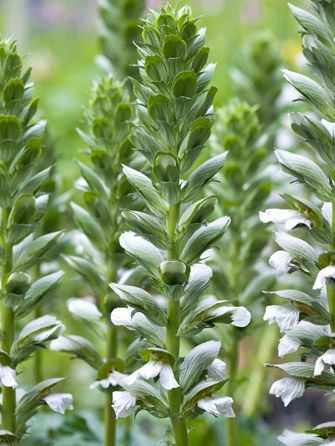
[104,325,117,446]
[1,209,16,434]
[225,331,238,446]
[166,204,189,446]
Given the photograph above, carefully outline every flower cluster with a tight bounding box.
[0,39,71,442]
[102,5,250,444]
[262,1,335,443]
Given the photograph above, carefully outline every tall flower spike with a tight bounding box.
[57,76,141,446]
[97,0,146,80]
[0,39,68,442]
[262,1,335,443]
[110,5,250,445]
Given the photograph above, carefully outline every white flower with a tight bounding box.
[260,209,311,230]
[125,361,179,390]
[212,306,250,327]
[67,298,102,322]
[90,374,120,390]
[197,397,235,417]
[322,119,335,136]
[0,365,17,388]
[269,377,305,407]
[207,359,226,380]
[278,334,301,357]
[44,393,73,414]
[322,202,332,226]
[278,429,324,445]
[264,305,299,332]
[112,391,136,419]
[269,251,293,276]
[314,349,335,376]
[110,307,135,328]
[313,266,335,291]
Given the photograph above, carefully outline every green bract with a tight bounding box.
[0,39,69,443]
[262,1,335,444]
[107,5,251,446]
[98,0,146,80]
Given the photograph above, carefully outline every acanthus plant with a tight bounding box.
[102,4,251,446]
[50,76,145,446]
[97,0,146,80]
[261,1,335,444]
[0,39,72,444]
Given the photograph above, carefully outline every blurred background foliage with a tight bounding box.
[0,1,320,445]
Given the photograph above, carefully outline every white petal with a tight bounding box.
[197,396,235,417]
[314,349,335,376]
[159,364,179,390]
[67,298,102,321]
[208,359,227,380]
[313,266,335,290]
[269,377,305,407]
[264,305,299,332]
[138,361,162,380]
[220,306,251,327]
[259,209,311,229]
[278,429,324,445]
[44,393,73,414]
[112,391,136,419]
[0,366,17,388]
[90,374,119,390]
[269,251,293,276]
[322,202,332,226]
[278,335,301,357]
[110,307,134,328]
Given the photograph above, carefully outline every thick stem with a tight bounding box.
[243,324,278,417]
[166,204,189,446]
[1,209,16,434]
[104,325,117,446]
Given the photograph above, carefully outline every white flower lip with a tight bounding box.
[110,307,135,328]
[44,393,73,414]
[269,250,293,276]
[119,361,179,391]
[0,365,17,389]
[112,391,136,419]
[260,208,311,230]
[197,396,235,417]
[313,266,335,291]
[314,349,335,376]
[207,359,226,380]
[67,297,102,322]
[278,334,301,357]
[278,429,324,446]
[264,305,299,332]
[269,377,305,407]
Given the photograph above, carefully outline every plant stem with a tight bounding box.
[34,305,43,383]
[166,204,189,446]
[243,324,278,417]
[1,208,16,434]
[105,324,117,446]
[226,328,238,446]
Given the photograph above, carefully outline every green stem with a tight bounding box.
[104,324,117,446]
[243,324,278,417]
[226,329,238,446]
[166,204,189,446]
[1,209,16,434]
[34,305,43,383]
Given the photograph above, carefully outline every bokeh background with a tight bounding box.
[1,1,328,445]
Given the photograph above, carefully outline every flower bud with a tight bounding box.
[6,272,31,295]
[159,260,188,285]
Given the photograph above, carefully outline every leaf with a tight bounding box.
[126,379,169,418]
[63,255,105,292]
[275,149,331,200]
[180,341,221,392]
[50,335,103,370]
[173,71,198,98]
[71,203,106,247]
[180,217,230,263]
[78,161,109,198]
[110,283,167,325]
[182,154,227,201]
[275,232,318,272]
[16,271,64,318]
[13,232,62,270]
[122,165,167,216]
[182,380,226,412]
[119,232,163,280]
[181,263,213,314]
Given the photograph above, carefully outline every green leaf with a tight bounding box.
[275,149,331,200]
[71,203,106,247]
[50,335,103,370]
[163,35,186,58]
[123,165,167,216]
[180,341,221,392]
[180,217,230,263]
[110,283,167,325]
[63,254,105,292]
[173,71,198,98]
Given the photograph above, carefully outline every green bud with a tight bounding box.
[159,260,189,285]
[153,153,179,183]
[6,272,31,295]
